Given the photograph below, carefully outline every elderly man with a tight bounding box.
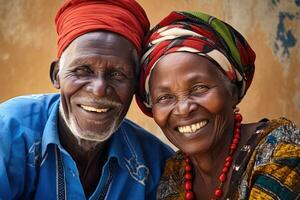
[0,0,173,199]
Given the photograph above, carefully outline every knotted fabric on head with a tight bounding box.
[136,11,256,117]
[55,0,150,58]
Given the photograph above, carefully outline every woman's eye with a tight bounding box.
[191,84,209,94]
[156,95,174,104]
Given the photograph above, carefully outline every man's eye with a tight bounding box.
[111,71,121,76]
[110,71,126,79]
[74,66,92,75]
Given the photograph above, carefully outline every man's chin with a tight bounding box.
[72,120,121,144]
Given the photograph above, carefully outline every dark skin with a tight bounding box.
[149,52,262,199]
[50,31,138,197]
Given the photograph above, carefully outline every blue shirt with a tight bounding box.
[0,94,174,200]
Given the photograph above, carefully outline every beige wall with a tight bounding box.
[1,0,300,147]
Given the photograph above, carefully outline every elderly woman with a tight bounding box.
[136,11,300,200]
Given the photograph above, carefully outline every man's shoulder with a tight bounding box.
[120,119,174,154]
[0,93,60,130]
[0,93,60,117]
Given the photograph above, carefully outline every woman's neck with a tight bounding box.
[188,121,262,199]
[190,122,234,177]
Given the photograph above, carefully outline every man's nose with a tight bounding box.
[173,99,197,117]
[87,75,108,97]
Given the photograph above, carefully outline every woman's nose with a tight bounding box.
[173,99,197,116]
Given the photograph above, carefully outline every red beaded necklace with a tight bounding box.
[184,113,243,200]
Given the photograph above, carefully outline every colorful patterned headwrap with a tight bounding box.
[55,0,150,58]
[136,11,256,117]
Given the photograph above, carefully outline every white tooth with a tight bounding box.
[180,127,184,133]
[191,124,196,132]
[186,126,192,133]
[198,122,202,128]
[186,126,190,133]
[200,121,205,128]
[81,105,108,113]
[178,127,183,133]
[178,120,208,134]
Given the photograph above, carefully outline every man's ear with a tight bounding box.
[50,60,60,89]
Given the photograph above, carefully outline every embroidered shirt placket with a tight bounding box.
[97,162,115,200]
[55,146,67,200]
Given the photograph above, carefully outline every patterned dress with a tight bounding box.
[157,118,300,199]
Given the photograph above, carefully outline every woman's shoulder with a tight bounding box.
[253,117,299,165]
[242,117,300,199]
[257,117,299,145]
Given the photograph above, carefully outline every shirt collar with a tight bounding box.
[106,122,130,169]
[41,98,61,157]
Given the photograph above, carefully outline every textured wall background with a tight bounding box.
[1,0,299,147]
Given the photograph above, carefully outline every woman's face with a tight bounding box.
[150,52,237,155]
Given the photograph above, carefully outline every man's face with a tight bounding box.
[54,31,137,142]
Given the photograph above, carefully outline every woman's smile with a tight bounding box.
[176,120,208,135]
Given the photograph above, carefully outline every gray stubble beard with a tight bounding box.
[58,102,121,150]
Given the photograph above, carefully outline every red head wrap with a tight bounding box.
[55,0,150,58]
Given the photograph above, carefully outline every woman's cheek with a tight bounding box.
[201,90,229,114]
[152,105,171,128]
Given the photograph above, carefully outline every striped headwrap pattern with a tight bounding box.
[137,11,256,117]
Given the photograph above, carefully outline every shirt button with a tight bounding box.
[69,169,76,177]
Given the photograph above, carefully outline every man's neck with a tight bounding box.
[57,112,106,164]
[58,113,108,198]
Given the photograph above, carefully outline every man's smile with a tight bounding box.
[80,105,109,113]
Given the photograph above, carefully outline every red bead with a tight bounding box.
[185,181,193,190]
[185,158,191,163]
[230,143,237,150]
[234,128,240,134]
[214,188,223,197]
[234,113,242,122]
[185,164,192,172]
[225,161,231,167]
[225,156,232,162]
[185,191,194,200]
[234,133,240,140]
[235,123,241,128]
[185,172,192,180]
[219,173,226,182]
[222,166,228,173]
[233,138,239,144]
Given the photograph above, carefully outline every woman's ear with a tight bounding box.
[50,60,60,89]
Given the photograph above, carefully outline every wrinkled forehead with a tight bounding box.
[66,31,137,59]
[60,31,138,71]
